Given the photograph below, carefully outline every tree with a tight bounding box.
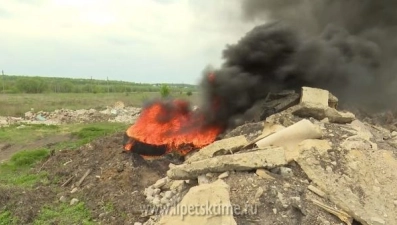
[160,84,170,98]
[16,77,48,93]
[60,81,73,93]
[186,90,192,96]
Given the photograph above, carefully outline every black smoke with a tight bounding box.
[199,0,397,128]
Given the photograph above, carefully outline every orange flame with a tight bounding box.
[125,99,222,156]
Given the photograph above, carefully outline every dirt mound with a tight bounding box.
[37,133,182,224]
[1,132,182,224]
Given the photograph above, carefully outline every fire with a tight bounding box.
[124,99,223,157]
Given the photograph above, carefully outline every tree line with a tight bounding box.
[0,75,197,94]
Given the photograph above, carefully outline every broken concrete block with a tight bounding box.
[262,122,286,137]
[256,169,275,180]
[300,87,329,107]
[186,135,248,163]
[218,171,229,179]
[255,119,323,151]
[279,167,294,177]
[292,87,332,120]
[292,99,355,123]
[324,108,355,124]
[153,177,168,189]
[292,102,327,120]
[292,86,354,124]
[370,217,386,225]
[197,175,210,185]
[157,179,237,225]
[286,139,331,162]
[296,146,397,225]
[328,92,338,108]
[169,180,188,193]
[167,147,287,180]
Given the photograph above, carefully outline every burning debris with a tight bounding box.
[123,0,397,157]
[139,87,397,225]
[123,99,223,158]
[117,1,397,224]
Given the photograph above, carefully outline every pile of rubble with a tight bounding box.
[0,101,141,127]
[140,87,397,225]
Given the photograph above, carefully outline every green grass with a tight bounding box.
[66,122,129,148]
[0,92,199,117]
[33,202,94,225]
[0,148,50,187]
[71,123,126,141]
[8,148,50,168]
[0,124,61,145]
[0,122,127,146]
[0,211,18,225]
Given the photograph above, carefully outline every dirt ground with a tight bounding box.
[1,132,179,224]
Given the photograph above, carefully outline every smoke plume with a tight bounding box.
[199,0,397,128]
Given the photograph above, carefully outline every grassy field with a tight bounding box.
[0,92,200,117]
[0,123,128,146]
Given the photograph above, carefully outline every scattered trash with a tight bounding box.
[36,114,46,121]
[0,102,141,127]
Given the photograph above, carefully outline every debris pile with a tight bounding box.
[0,102,141,127]
[140,86,397,225]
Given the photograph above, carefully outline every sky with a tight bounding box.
[0,0,260,84]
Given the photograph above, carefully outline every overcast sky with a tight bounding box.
[0,0,260,84]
